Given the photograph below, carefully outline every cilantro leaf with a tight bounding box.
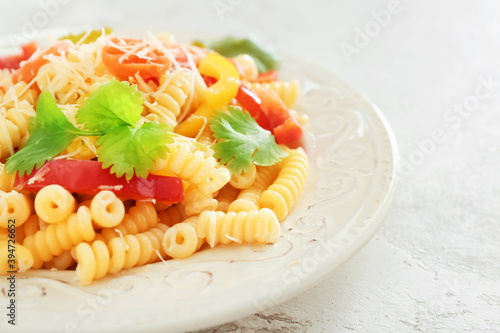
[96,121,173,180]
[209,106,288,174]
[77,79,144,132]
[5,90,91,176]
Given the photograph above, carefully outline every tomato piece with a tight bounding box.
[167,44,206,68]
[14,159,184,204]
[236,85,303,145]
[0,41,38,70]
[253,70,278,82]
[258,88,291,129]
[12,41,71,83]
[235,85,271,130]
[273,117,303,145]
[102,37,171,82]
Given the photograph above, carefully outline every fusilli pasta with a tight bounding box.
[196,209,280,248]
[34,184,76,224]
[0,190,32,228]
[260,148,309,221]
[23,206,95,268]
[75,224,168,284]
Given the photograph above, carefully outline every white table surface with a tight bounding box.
[1,1,499,332]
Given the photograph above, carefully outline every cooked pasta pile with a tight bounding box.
[0,29,309,284]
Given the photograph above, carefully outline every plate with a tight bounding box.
[0,30,398,333]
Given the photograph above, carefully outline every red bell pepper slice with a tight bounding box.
[0,41,38,70]
[235,85,303,145]
[235,85,271,130]
[273,117,303,145]
[14,159,184,204]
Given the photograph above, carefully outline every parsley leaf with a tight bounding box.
[77,79,144,132]
[5,90,91,176]
[96,121,173,180]
[209,106,288,174]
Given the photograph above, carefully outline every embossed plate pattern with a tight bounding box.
[0,30,398,333]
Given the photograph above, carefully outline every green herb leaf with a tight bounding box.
[77,79,144,132]
[209,106,288,174]
[194,36,279,73]
[96,121,173,180]
[5,90,91,176]
[59,27,113,44]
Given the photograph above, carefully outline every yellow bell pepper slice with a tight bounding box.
[175,53,239,137]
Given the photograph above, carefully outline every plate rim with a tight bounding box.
[0,30,399,333]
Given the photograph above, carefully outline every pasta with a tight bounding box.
[0,241,34,274]
[75,224,168,284]
[154,140,218,185]
[243,79,300,108]
[34,184,76,224]
[260,148,309,221]
[229,163,257,189]
[143,68,193,125]
[90,190,125,228]
[228,164,280,213]
[0,30,310,284]
[158,204,185,226]
[162,217,202,259]
[0,190,32,228]
[215,184,240,212]
[0,101,34,160]
[0,164,15,192]
[23,206,95,268]
[196,209,280,248]
[100,202,157,242]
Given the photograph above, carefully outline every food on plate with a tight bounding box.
[0,29,309,284]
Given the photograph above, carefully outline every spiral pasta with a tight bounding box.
[0,241,34,274]
[229,164,257,189]
[0,163,15,192]
[90,190,125,228]
[144,69,193,125]
[75,223,168,284]
[162,217,202,259]
[243,80,300,108]
[0,101,35,160]
[196,209,280,248]
[34,185,76,224]
[183,186,218,216]
[100,202,157,242]
[44,250,75,270]
[0,190,33,228]
[228,164,279,213]
[215,184,240,213]
[260,148,309,221]
[1,81,38,108]
[158,204,185,226]
[154,141,217,184]
[22,206,95,268]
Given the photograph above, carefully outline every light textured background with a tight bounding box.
[1,1,499,332]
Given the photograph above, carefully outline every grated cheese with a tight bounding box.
[97,185,124,191]
[114,228,129,251]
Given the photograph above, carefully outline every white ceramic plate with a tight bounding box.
[0,30,398,333]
